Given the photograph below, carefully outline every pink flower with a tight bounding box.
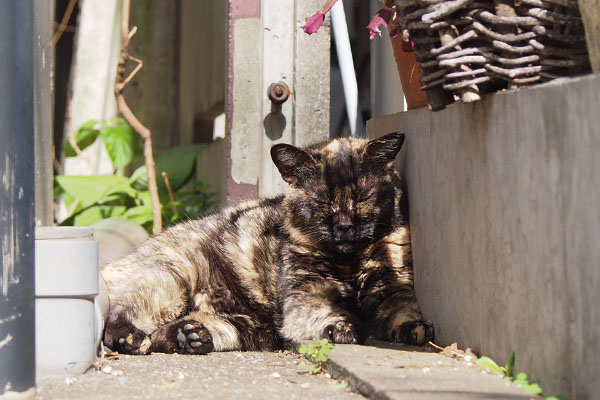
[367,9,392,41]
[301,0,339,35]
[301,11,326,35]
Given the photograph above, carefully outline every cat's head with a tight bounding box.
[271,132,405,255]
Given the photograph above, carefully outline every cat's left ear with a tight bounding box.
[364,132,405,170]
[271,143,318,186]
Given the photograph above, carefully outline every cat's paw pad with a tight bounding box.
[394,320,434,346]
[104,317,152,355]
[176,320,214,355]
[322,321,362,344]
[116,330,152,355]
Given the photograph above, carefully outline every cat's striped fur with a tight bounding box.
[101,132,433,355]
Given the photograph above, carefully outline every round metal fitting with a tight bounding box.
[267,81,290,104]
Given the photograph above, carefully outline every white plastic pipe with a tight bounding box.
[331,0,364,137]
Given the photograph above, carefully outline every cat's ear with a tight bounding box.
[271,144,318,186]
[364,132,405,170]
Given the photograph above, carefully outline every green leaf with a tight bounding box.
[298,344,308,354]
[328,382,348,391]
[515,372,528,381]
[519,382,542,395]
[55,175,135,205]
[63,120,100,157]
[72,205,126,226]
[137,190,153,207]
[100,120,140,169]
[130,145,203,192]
[475,357,505,376]
[505,351,515,379]
[297,361,321,374]
[546,396,568,400]
[123,205,154,225]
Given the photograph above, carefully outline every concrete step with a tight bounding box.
[326,340,538,400]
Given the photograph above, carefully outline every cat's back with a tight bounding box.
[101,195,287,302]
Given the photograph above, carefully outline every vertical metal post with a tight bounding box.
[33,0,55,227]
[331,0,364,137]
[0,0,36,398]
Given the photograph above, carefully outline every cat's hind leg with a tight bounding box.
[150,317,214,354]
[148,311,241,354]
[150,311,281,354]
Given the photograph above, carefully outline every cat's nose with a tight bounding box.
[337,221,353,232]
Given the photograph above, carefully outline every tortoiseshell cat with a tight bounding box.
[101,132,433,355]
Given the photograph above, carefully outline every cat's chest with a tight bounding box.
[281,246,360,295]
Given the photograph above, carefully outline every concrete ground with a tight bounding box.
[36,350,361,400]
[35,340,536,400]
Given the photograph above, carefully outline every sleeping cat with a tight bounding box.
[101,132,433,355]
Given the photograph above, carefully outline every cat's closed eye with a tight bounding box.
[356,189,375,203]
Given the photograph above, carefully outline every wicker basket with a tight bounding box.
[395,0,591,110]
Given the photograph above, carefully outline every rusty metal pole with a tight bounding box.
[0,0,36,397]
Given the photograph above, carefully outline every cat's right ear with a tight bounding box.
[271,144,317,186]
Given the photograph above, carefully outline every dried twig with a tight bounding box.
[162,171,178,215]
[115,0,162,234]
[52,0,78,47]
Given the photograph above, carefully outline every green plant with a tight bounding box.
[328,381,348,392]
[475,352,567,400]
[297,338,334,374]
[56,119,215,233]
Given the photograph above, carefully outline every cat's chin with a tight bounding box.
[332,241,360,255]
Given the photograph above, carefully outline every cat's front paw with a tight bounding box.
[322,321,363,344]
[176,320,214,355]
[104,317,152,355]
[393,319,434,346]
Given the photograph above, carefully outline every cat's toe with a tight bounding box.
[394,319,434,346]
[176,320,214,354]
[322,321,363,344]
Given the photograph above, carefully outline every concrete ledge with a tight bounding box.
[326,340,535,400]
[366,73,600,400]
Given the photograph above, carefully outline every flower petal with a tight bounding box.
[367,9,392,41]
[301,11,325,35]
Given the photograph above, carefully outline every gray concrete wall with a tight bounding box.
[366,74,600,400]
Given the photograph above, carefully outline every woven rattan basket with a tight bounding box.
[395,0,591,110]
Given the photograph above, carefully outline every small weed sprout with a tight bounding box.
[297,338,334,374]
[475,351,567,400]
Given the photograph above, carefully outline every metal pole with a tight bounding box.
[33,0,55,227]
[0,0,36,398]
[331,0,364,137]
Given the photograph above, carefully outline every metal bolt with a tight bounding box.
[267,81,290,104]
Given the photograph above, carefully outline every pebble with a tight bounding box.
[300,383,311,389]
[271,372,281,378]
[102,366,113,374]
[64,377,77,386]
[111,370,124,377]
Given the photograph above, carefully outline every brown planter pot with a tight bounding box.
[389,34,428,110]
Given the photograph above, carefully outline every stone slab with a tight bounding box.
[327,340,536,400]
